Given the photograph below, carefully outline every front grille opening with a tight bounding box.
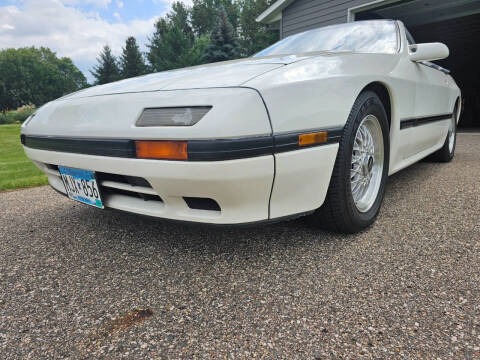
[46,164,59,171]
[96,173,158,202]
[183,197,221,212]
[96,172,152,188]
[96,172,158,202]
[101,187,163,202]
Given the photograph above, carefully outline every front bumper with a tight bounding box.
[24,142,338,224]
[24,147,275,224]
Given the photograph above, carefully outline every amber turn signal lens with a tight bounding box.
[298,131,328,146]
[135,140,188,160]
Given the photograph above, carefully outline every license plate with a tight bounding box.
[58,166,103,208]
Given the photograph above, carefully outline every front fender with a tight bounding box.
[245,53,401,134]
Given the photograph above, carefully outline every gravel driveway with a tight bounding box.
[1,134,479,359]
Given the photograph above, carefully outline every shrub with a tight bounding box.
[13,104,36,122]
[0,104,36,124]
[0,111,14,125]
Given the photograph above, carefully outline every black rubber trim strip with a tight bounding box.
[21,127,343,161]
[188,127,343,160]
[274,127,343,154]
[400,113,452,130]
[188,136,274,161]
[22,135,136,158]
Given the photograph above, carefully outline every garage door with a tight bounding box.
[354,0,480,128]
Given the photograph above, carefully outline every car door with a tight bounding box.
[404,29,451,157]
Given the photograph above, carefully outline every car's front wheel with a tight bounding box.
[312,90,390,233]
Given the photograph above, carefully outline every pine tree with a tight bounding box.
[90,45,120,85]
[147,19,190,72]
[191,0,240,37]
[168,2,195,43]
[202,6,241,63]
[120,37,147,79]
[147,3,203,72]
[239,0,279,56]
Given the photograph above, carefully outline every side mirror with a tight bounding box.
[409,43,449,62]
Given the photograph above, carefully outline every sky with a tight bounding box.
[0,0,191,82]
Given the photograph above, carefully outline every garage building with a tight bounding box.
[257,0,480,128]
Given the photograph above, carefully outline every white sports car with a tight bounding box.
[21,20,460,233]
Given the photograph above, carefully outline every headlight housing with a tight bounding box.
[136,106,212,127]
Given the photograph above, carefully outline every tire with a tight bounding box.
[311,91,390,233]
[428,105,457,163]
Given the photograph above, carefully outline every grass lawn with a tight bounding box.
[0,124,48,191]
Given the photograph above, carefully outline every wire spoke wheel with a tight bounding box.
[314,90,389,233]
[350,114,384,213]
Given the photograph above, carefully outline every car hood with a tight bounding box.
[63,55,312,100]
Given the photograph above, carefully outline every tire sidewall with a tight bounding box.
[341,92,390,228]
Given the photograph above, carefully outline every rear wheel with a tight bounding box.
[311,91,390,233]
[429,107,457,162]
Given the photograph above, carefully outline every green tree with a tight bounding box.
[202,5,241,63]
[168,1,195,42]
[191,0,240,36]
[239,0,279,56]
[0,47,87,111]
[188,34,211,65]
[120,36,147,78]
[147,19,190,71]
[90,45,121,85]
[147,2,205,72]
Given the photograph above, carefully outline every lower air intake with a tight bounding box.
[183,197,221,212]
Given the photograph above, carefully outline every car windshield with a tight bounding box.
[254,20,398,57]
